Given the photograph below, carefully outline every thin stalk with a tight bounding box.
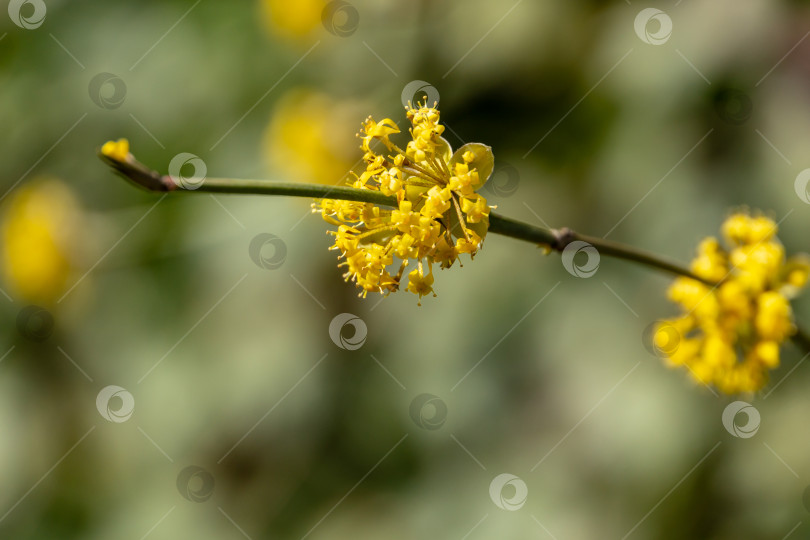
[487,214,710,284]
[96,155,737,285]
[102,152,809,353]
[180,177,707,283]
[198,178,397,206]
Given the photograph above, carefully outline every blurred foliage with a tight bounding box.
[3,0,810,539]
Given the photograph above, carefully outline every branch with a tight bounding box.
[99,149,809,353]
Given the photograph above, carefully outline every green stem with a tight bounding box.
[487,214,710,284]
[187,178,708,283]
[97,153,722,285]
[102,152,809,353]
[200,178,397,206]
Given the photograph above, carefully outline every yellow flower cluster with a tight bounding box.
[656,213,810,393]
[1,178,82,305]
[315,104,495,303]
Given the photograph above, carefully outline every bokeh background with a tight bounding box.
[3,0,810,538]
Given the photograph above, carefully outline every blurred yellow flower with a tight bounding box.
[314,103,495,303]
[1,179,82,305]
[259,0,325,40]
[263,89,360,185]
[656,212,810,394]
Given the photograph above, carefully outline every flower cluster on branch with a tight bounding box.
[97,107,810,395]
[657,213,810,393]
[314,104,494,303]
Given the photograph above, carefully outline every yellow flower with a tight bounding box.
[259,0,325,41]
[263,89,360,185]
[1,178,82,305]
[314,103,495,301]
[657,212,810,394]
[406,266,435,305]
[101,138,130,163]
